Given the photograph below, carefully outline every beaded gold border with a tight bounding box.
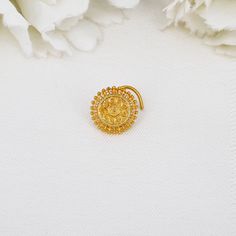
[90,86,138,134]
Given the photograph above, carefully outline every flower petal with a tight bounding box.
[16,0,89,32]
[198,0,236,31]
[86,0,124,26]
[0,0,32,56]
[41,30,72,55]
[164,0,236,57]
[65,19,102,51]
[107,0,140,9]
[205,31,236,46]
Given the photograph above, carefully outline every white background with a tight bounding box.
[0,1,235,235]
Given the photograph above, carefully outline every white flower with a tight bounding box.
[165,0,236,57]
[0,0,140,57]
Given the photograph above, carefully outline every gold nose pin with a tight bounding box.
[90,85,144,134]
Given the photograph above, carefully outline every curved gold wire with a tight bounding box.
[119,85,144,110]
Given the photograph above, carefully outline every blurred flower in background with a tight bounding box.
[165,0,236,57]
[0,0,139,57]
[1,0,236,57]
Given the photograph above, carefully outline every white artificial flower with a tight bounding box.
[0,0,140,57]
[165,0,236,57]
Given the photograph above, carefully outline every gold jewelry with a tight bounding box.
[90,85,144,134]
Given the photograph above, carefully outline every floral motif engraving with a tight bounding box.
[91,86,138,134]
[98,96,130,126]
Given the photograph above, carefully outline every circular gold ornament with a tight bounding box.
[91,85,144,134]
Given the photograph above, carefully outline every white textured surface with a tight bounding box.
[0,1,235,235]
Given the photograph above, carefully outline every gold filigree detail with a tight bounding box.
[91,86,144,134]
